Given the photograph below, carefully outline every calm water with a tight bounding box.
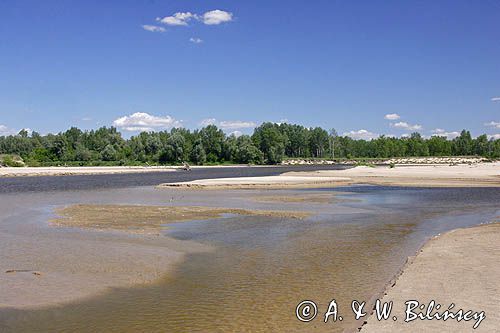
[0,177,498,332]
[0,165,347,193]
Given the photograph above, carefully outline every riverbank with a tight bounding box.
[282,156,491,165]
[0,166,178,177]
[159,162,500,188]
[0,165,268,178]
[361,221,500,332]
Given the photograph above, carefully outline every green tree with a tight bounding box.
[252,123,286,164]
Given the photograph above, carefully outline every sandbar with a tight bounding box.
[159,163,500,189]
[52,204,311,234]
[361,222,500,332]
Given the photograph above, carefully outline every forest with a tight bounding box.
[0,122,499,166]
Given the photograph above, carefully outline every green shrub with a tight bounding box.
[0,154,25,167]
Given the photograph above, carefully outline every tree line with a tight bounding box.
[0,123,499,166]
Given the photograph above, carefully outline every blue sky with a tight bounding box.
[1,0,499,139]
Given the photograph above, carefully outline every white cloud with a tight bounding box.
[113,112,181,132]
[154,9,233,29]
[0,125,17,136]
[229,130,243,137]
[491,97,500,102]
[201,10,233,25]
[391,121,422,131]
[198,119,256,130]
[488,134,500,140]
[384,113,400,120]
[219,120,256,129]
[199,118,217,126]
[81,117,92,121]
[142,25,166,33]
[189,37,203,44]
[0,125,32,136]
[431,128,460,139]
[343,129,378,140]
[157,12,196,26]
[484,121,500,129]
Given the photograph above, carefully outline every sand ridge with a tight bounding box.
[159,163,500,189]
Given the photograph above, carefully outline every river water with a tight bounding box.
[0,168,498,332]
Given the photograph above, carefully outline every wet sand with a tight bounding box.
[159,175,352,189]
[52,204,311,234]
[159,163,500,188]
[0,225,208,309]
[361,222,500,332]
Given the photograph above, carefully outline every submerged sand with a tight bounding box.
[0,227,206,309]
[52,204,311,234]
[361,222,500,333]
[159,163,500,189]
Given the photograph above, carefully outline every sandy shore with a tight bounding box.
[286,163,500,187]
[0,166,180,177]
[159,163,500,188]
[361,222,500,332]
[159,175,352,189]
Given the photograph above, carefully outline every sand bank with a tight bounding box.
[52,204,311,234]
[285,163,500,187]
[0,166,179,177]
[159,163,500,188]
[282,156,489,165]
[159,175,352,189]
[361,222,500,332]
[0,164,267,178]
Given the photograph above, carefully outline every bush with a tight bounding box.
[0,154,25,167]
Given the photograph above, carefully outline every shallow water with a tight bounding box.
[0,185,498,332]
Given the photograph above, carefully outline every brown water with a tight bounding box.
[1,186,499,332]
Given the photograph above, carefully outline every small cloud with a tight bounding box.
[384,113,400,120]
[142,25,166,33]
[219,120,256,129]
[274,118,289,125]
[201,9,233,25]
[189,37,203,44]
[0,125,31,136]
[0,124,17,136]
[390,121,422,131]
[484,121,500,129]
[491,97,500,102]
[198,119,256,130]
[154,9,233,28]
[156,12,196,26]
[113,112,181,132]
[431,128,460,139]
[199,118,217,126]
[343,129,378,140]
[229,130,243,137]
[81,117,92,121]
[488,133,500,140]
